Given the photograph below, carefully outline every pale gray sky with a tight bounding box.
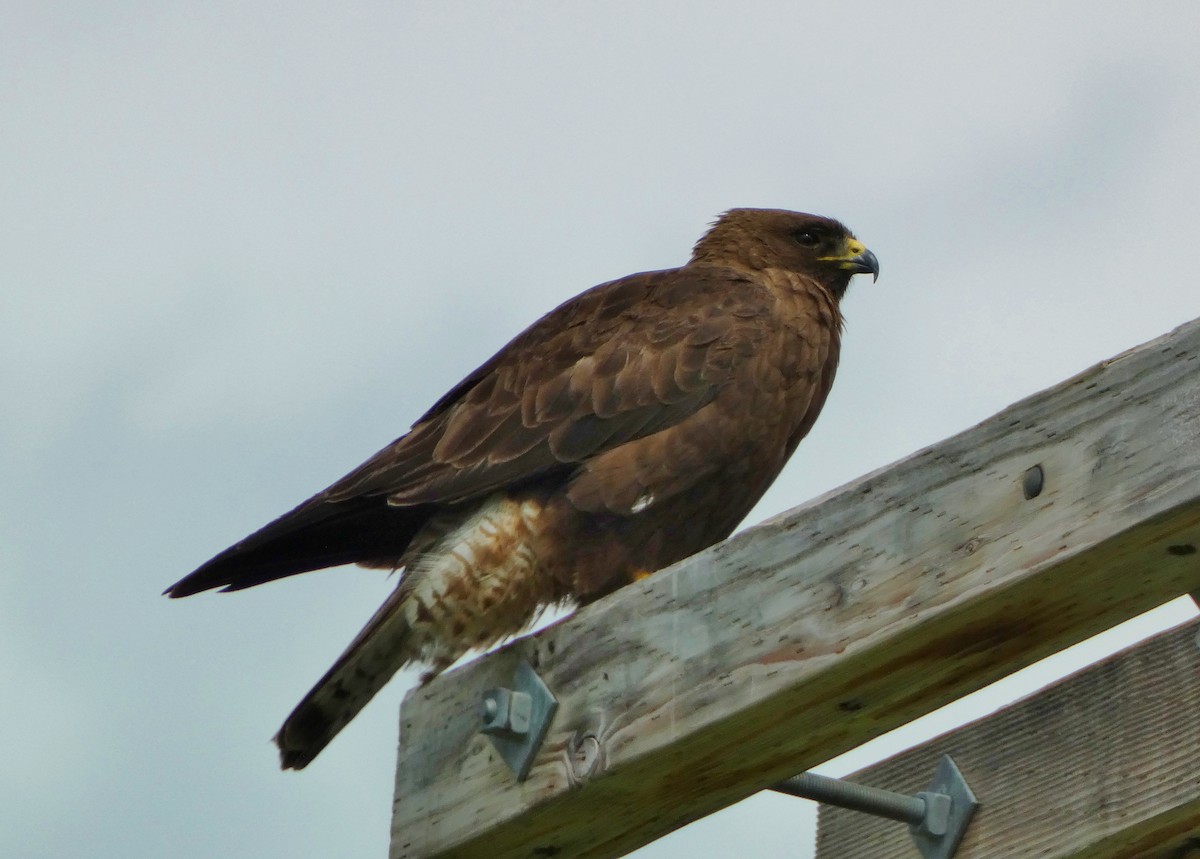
[3,3,1199,857]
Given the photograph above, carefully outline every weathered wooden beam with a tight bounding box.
[816,618,1200,858]
[391,317,1200,859]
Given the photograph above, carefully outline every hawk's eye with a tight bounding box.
[793,231,820,247]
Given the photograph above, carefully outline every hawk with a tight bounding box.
[166,208,879,769]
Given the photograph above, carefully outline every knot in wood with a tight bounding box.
[569,734,603,781]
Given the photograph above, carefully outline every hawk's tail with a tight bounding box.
[275,586,417,770]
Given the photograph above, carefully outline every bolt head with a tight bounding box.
[480,687,513,735]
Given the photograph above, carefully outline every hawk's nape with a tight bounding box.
[166,208,879,769]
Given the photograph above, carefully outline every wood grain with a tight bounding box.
[816,618,1200,858]
[391,316,1200,859]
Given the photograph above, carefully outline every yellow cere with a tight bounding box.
[818,238,867,265]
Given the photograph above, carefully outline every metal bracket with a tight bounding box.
[479,659,558,781]
[773,754,978,859]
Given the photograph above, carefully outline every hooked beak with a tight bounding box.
[844,247,879,282]
[820,239,880,282]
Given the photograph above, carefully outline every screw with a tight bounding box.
[774,771,928,826]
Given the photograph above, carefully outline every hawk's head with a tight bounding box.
[691,208,879,298]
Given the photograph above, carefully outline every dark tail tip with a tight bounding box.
[279,747,314,771]
[274,703,332,770]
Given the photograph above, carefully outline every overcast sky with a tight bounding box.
[4,3,1199,858]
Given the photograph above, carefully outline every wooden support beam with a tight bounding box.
[390,317,1200,859]
[816,618,1200,858]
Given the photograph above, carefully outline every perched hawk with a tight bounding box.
[167,208,879,769]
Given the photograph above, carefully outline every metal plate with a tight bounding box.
[481,660,558,781]
[910,755,979,859]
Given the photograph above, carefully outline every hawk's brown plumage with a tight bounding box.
[166,208,879,769]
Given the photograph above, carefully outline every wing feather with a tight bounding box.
[322,267,776,508]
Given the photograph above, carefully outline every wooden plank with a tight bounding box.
[816,618,1200,858]
[391,316,1200,859]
